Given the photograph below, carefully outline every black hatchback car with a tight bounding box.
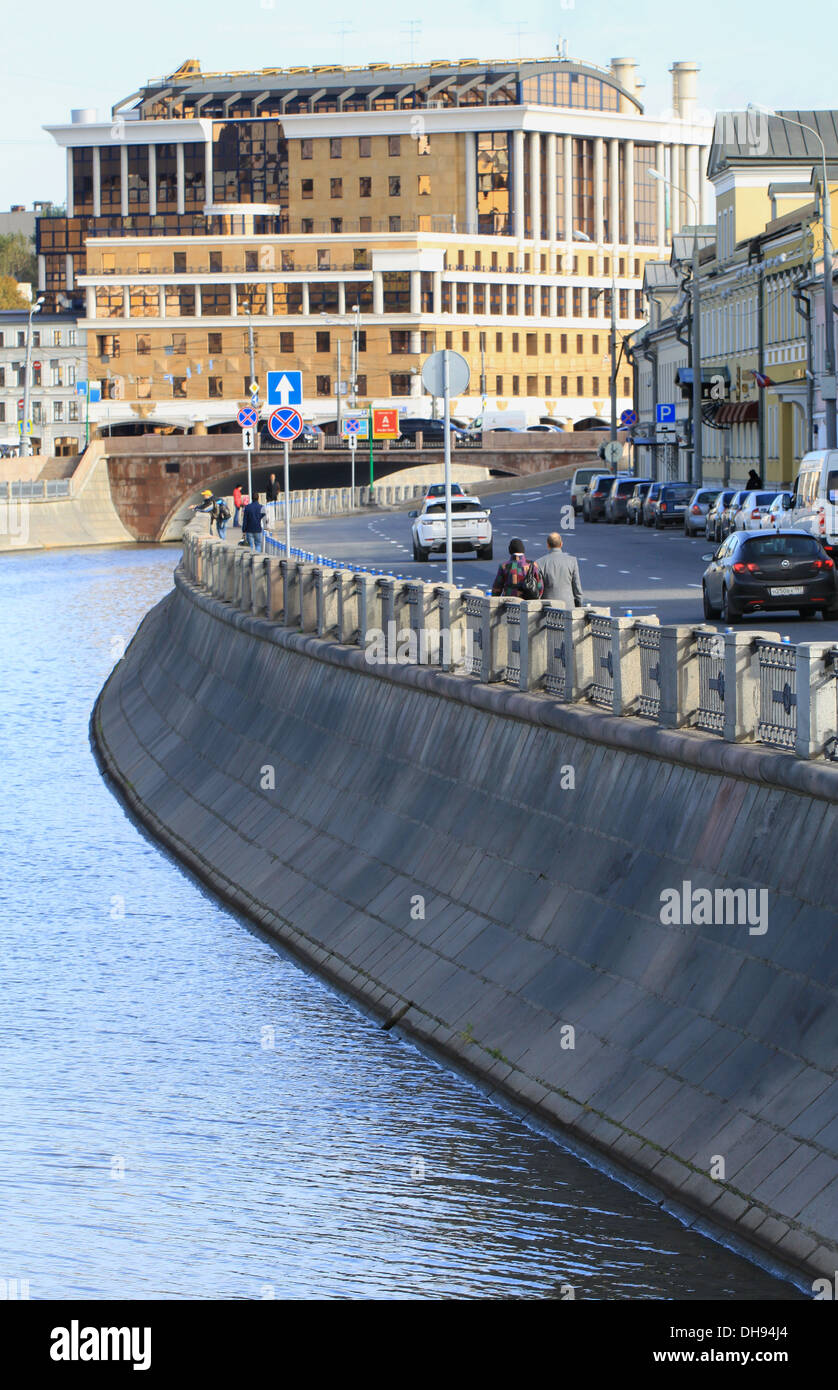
[702,530,838,623]
[605,477,651,523]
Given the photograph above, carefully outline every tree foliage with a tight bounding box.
[0,275,29,309]
[0,233,36,286]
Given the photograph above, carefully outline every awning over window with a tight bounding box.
[715,401,758,423]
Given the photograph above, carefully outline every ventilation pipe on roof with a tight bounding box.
[671,61,699,120]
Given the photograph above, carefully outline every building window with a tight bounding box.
[245,249,258,271]
[316,375,331,396]
[96,334,120,359]
[208,332,222,354]
[445,331,453,348]
[576,333,583,353]
[526,333,537,356]
[358,137,371,158]
[53,400,64,421]
[389,216,401,231]
[330,178,342,199]
[174,251,187,273]
[526,376,537,395]
[208,377,223,398]
[301,179,313,199]
[561,375,568,394]
[356,373,367,395]
[389,176,401,197]
[417,174,431,196]
[51,361,62,386]
[359,177,372,198]
[545,375,552,394]
[353,248,369,269]
[317,249,331,269]
[280,331,294,352]
[576,376,584,395]
[420,331,435,352]
[390,373,411,395]
[173,377,187,398]
[331,218,343,233]
[357,331,367,351]
[301,218,313,233]
[495,375,503,394]
[462,331,470,351]
[281,251,294,270]
[330,138,342,158]
[495,332,503,352]
[69,399,79,420]
[316,331,330,353]
[592,376,599,394]
[512,375,520,395]
[623,376,630,395]
[417,134,430,155]
[511,332,519,353]
[301,139,313,159]
[209,251,222,273]
[388,135,401,156]
[0,403,5,422]
[359,215,372,232]
[171,334,186,354]
[592,334,599,353]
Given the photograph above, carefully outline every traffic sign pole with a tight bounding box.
[283,440,291,557]
[348,433,356,500]
[368,404,374,497]
[443,351,453,585]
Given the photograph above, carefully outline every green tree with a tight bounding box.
[0,275,29,309]
[0,233,36,286]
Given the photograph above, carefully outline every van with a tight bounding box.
[790,450,838,557]
[570,466,601,513]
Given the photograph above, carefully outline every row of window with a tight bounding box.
[0,330,78,348]
[301,136,429,159]
[301,175,430,199]
[93,330,372,359]
[0,400,80,422]
[0,363,77,388]
[90,372,630,401]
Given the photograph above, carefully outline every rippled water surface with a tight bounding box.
[0,546,801,1300]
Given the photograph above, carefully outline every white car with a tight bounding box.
[732,491,780,531]
[760,491,794,531]
[570,466,603,514]
[409,496,493,561]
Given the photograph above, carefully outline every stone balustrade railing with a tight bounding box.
[181,528,838,763]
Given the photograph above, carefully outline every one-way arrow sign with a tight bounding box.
[267,370,303,407]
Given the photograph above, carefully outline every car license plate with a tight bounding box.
[769,586,804,596]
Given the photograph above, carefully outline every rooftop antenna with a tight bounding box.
[402,19,421,64]
[507,22,529,60]
[336,21,356,68]
[556,37,569,60]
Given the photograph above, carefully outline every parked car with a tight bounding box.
[409,496,493,561]
[760,491,794,531]
[654,481,696,527]
[718,489,749,540]
[626,481,653,525]
[399,417,466,442]
[570,466,601,514]
[582,472,631,522]
[641,481,666,526]
[701,530,838,623]
[705,489,737,542]
[732,490,780,531]
[605,476,651,523]
[684,487,721,536]
[790,449,838,558]
[527,423,563,432]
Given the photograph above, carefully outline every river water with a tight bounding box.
[0,546,801,1301]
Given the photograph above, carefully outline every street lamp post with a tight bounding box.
[749,104,836,449]
[20,296,44,459]
[649,169,703,485]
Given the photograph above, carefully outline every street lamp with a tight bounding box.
[748,103,836,449]
[649,168,703,485]
[20,295,45,459]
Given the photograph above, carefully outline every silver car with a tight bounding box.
[684,487,722,537]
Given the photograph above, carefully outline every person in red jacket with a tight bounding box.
[232,484,243,527]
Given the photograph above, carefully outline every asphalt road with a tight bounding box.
[274,479,834,643]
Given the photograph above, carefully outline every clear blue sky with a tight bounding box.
[2,0,834,209]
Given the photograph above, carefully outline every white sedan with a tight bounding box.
[409,497,493,561]
[732,491,780,530]
[759,491,794,531]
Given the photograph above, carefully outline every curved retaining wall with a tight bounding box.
[92,565,838,1282]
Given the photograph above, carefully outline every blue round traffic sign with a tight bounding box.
[620,408,638,427]
[268,407,303,441]
[237,405,259,429]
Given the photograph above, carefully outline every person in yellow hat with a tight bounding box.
[192,489,217,535]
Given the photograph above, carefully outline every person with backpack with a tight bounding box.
[192,490,216,533]
[491,538,544,599]
[214,496,231,541]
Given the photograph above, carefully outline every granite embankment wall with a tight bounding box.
[0,443,133,553]
[92,565,838,1283]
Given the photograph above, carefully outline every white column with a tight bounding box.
[120,145,129,217]
[66,148,74,217]
[410,270,421,314]
[669,145,681,232]
[608,138,619,245]
[548,284,557,317]
[372,270,383,314]
[176,143,185,215]
[464,131,477,235]
[655,142,666,246]
[38,255,46,291]
[123,287,130,318]
[204,139,212,206]
[230,284,238,317]
[86,286,96,318]
[686,145,700,225]
[432,270,442,313]
[148,145,157,216]
[92,146,101,217]
[302,281,311,316]
[65,255,74,290]
[512,130,525,242]
[529,131,541,243]
[158,286,166,317]
[194,284,202,316]
[563,135,573,244]
[625,140,635,248]
[466,281,474,316]
[336,281,345,314]
[500,283,508,317]
[546,133,557,246]
[593,137,604,246]
[532,282,542,318]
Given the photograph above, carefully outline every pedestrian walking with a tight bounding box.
[232,483,244,527]
[215,496,231,541]
[746,469,762,490]
[491,538,544,598]
[265,471,280,526]
[535,533,584,608]
[241,493,268,553]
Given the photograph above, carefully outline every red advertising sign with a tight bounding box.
[372,407,400,439]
